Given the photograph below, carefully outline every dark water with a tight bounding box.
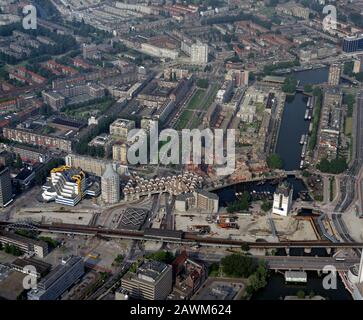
[275,93,311,170]
[252,271,352,300]
[292,67,329,86]
[215,176,308,207]
[275,68,329,170]
[274,248,331,257]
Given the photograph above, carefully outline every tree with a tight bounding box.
[241,242,250,252]
[14,154,23,169]
[282,77,298,94]
[246,260,269,294]
[343,61,354,77]
[343,93,355,117]
[39,236,58,249]
[146,251,175,264]
[297,290,306,299]
[196,78,209,89]
[227,191,250,213]
[113,254,124,266]
[267,153,283,169]
[221,254,257,278]
[303,84,313,93]
[208,263,220,276]
[261,201,272,212]
[317,157,348,174]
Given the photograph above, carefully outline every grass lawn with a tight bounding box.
[201,84,219,110]
[186,89,206,110]
[345,117,353,135]
[63,99,114,119]
[175,110,193,130]
[190,115,201,129]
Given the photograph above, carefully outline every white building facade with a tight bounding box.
[272,182,293,216]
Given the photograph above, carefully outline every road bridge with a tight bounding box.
[186,251,359,271]
[263,256,359,271]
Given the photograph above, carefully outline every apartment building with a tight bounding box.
[3,127,73,153]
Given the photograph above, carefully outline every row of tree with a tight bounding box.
[227,191,250,213]
[317,157,348,174]
[308,87,323,151]
[0,243,23,256]
[219,253,269,296]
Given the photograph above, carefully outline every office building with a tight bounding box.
[121,260,172,300]
[0,230,48,258]
[101,164,120,205]
[272,182,293,216]
[191,42,209,65]
[0,166,13,207]
[28,256,85,300]
[342,34,363,53]
[328,63,341,86]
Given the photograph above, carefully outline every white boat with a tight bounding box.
[304,110,309,120]
[301,144,307,158]
[300,135,305,145]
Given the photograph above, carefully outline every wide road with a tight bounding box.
[263,255,359,271]
[187,251,360,271]
[335,90,363,212]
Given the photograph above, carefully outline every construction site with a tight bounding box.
[174,211,319,242]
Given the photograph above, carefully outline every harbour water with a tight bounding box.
[251,271,352,300]
[214,176,308,207]
[275,67,329,170]
[220,67,352,300]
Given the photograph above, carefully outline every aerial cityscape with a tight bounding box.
[0,0,363,304]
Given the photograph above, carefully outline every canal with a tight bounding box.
[251,271,352,300]
[214,176,309,207]
[221,67,351,299]
[275,67,329,170]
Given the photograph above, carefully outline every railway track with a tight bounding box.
[1,221,363,248]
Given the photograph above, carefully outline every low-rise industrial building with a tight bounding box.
[0,231,48,258]
[27,256,85,300]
